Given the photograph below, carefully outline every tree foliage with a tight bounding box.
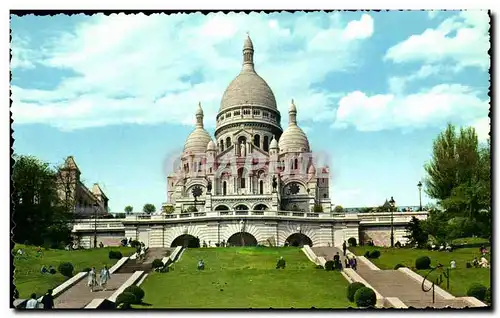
[423,123,490,240]
[12,155,74,247]
[142,203,156,214]
[333,205,344,212]
[162,205,175,214]
[124,206,133,214]
[404,216,428,247]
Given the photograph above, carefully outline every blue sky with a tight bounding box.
[10,11,490,212]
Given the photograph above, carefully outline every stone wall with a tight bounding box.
[359,225,408,246]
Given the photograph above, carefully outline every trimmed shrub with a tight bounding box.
[354,287,377,308]
[415,256,431,270]
[58,262,74,278]
[369,250,381,259]
[123,285,145,304]
[116,291,136,309]
[324,260,334,271]
[348,237,357,247]
[394,264,406,270]
[315,264,324,269]
[395,241,402,248]
[109,251,123,260]
[364,251,370,258]
[484,287,491,305]
[347,282,365,302]
[130,240,141,248]
[152,259,164,269]
[82,267,91,273]
[467,283,487,301]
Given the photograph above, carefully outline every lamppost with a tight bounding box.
[93,203,99,248]
[297,225,302,247]
[240,219,245,246]
[417,181,423,211]
[389,196,395,248]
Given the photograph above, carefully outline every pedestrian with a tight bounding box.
[88,267,98,292]
[342,241,347,256]
[41,289,54,309]
[100,265,111,291]
[25,293,40,309]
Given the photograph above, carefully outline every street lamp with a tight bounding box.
[239,220,245,246]
[93,203,99,249]
[417,181,423,211]
[389,196,395,248]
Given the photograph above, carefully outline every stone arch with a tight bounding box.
[223,222,264,244]
[279,223,321,247]
[214,204,230,211]
[253,203,269,211]
[285,233,313,247]
[253,134,261,148]
[164,224,207,247]
[170,234,200,248]
[227,232,258,246]
[234,204,249,210]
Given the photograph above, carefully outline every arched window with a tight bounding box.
[263,136,269,151]
[220,140,224,152]
[254,135,261,148]
[294,158,298,170]
[238,168,246,189]
[223,182,227,195]
[259,180,264,194]
[226,137,231,148]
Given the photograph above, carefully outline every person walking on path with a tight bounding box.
[342,241,347,256]
[41,289,54,309]
[88,267,98,292]
[100,265,111,291]
[25,293,40,309]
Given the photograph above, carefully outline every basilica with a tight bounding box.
[166,35,331,214]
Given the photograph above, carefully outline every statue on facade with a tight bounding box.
[240,141,246,157]
[272,176,277,192]
[207,180,212,193]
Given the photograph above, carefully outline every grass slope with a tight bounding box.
[13,244,135,299]
[139,247,351,309]
[350,246,491,297]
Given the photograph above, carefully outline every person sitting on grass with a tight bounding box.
[40,265,48,274]
[480,256,489,268]
[17,248,26,258]
[48,266,56,274]
[198,259,205,270]
[472,257,479,268]
[450,260,456,269]
[36,246,43,257]
[276,256,286,269]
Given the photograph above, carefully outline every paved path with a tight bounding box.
[312,247,468,308]
[54,273,130,309]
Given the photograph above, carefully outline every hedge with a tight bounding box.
[324,260,334,271]
[354,287,377,308]
[58,262,74,278]
[347,282,365,302]
[109,251,123,260]
[123,285,145,304]
[368,250,380,259]
[467,283,487,301]
[415,256,431,270]
[152,259,164,269]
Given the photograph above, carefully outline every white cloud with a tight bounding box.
[11,12,374,131]
[385,11,490,70]
[388,64,443,94]
[471,116,491,142]
[333,84,489,132]
[427,11,440,20]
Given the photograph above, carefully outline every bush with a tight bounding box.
[348,237,357,247]
[324,260,334,271]
[109,251,123,260]
[369,250,381,259]
[116,291,136,308]
[152,259,164,269]
[395,241,402,248]
[415,256,431,270]
[354,287,377,308]
[484,287,491,305]
[364,251,370,258]
[123,285,145,304]
[130,240,141,248]
[394,264,406,270]
[82,267,91,273]
[347,282,365,302]
[58,262,74,278]
[467,283,487,301]
[315,264,324,269]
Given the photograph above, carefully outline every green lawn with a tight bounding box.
[138,247,351,309]
[350,246,491,297]
[13,244,135,299]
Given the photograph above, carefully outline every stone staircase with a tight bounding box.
[312,247,470,309]
[115,248,172,274]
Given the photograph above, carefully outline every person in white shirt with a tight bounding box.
[25,293,39,309]
[450,260,456,269]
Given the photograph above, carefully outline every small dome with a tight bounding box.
[206,140,216,151]
[196,102,203,116]
[184,128,212,154]
[279,125,310,153]
[270,137,279,149]
[244,34,253,50]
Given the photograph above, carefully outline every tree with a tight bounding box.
[333,205,344,212]
[12,155,73,247]
[124,206,133,215]
[404,216,428,248]
[142,203,156,214]
[162,205,175,214]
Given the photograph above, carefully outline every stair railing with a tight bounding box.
[421,263,450,304]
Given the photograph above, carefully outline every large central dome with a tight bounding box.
[219,35,277,112]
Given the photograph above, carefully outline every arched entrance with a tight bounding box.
[227,232,258,247]
[215,205,230,211]
[285,233,313,247]
[171,234,200,248]
[234,204,249,211]
[254,204,269,211]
